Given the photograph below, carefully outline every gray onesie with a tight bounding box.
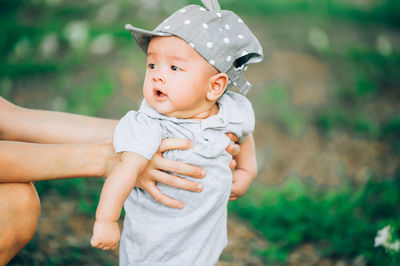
[114,90,254,266]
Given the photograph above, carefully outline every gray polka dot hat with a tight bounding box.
[125,0,263,94]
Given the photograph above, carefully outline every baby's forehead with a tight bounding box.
[147,35,219,74]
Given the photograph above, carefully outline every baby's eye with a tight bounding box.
[171,65,181,71]
[148,63,156,69]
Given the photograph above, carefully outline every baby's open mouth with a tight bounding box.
[154,88,167,100]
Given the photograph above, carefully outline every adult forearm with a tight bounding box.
[0,141,113,182]
[0,96,118,144]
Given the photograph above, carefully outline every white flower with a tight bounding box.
[40,33,59,56]
[374,225,400,252]
[90,34,114,55]
[375,225,391,247]
[308,27,330,51]
[96,3,120,24]
[14,38,31,58]
[51,96,67,111]
[376,34,392,56]
[64,21,89,48]
[389,241,400,252]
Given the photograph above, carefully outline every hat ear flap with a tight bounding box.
[233,53,263,69]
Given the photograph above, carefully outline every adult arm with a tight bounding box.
[0,96,239,207]
[0,97,204,199]
[0,96,117,144]
[0,141,114,182]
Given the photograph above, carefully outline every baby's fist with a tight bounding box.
[91,220,120,250]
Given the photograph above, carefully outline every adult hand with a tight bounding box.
[226,133,240,170]
[136,136,240,208]
[127,135,241,209]
[136,138,205,209]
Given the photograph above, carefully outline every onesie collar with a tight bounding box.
[138,90,246,128]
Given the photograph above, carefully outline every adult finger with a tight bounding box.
[155,156,205,179]
[226,133,239,143]
[226,143,240,156]
[145,183,184,209]
[153,170,203,192]
[159,138,193,153]
[229,159,237,170]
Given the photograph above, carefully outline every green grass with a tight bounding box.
[229,175,400,265]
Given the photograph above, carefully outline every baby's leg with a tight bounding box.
[0,183,40,265]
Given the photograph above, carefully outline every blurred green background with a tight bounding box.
[2,0,399,265]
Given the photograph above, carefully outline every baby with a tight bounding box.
[91,1,263,265]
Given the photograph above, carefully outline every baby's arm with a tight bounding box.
[229,134,257,201]
[91,151,148,250]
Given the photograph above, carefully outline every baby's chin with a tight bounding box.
[145,98,193,119]
[149,102,176,117]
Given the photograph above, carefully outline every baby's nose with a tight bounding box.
[152,72,165,84]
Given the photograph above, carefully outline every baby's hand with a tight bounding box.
[229,170,252,201]
[91,220,120,250]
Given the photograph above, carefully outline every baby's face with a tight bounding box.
[143,36,218,119]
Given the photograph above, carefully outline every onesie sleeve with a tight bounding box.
[222,91,255,144]
[236,94,255,144]
[113,111,162,160]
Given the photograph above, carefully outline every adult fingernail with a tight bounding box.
[197,184,203,192]
[178,203,184,209]
[201,169,206,177]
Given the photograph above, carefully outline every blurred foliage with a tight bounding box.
[229,174,400,265]
[254,84,307,137]
[222,0,400,27]
[11,239,116,266]
[2,0,399,265]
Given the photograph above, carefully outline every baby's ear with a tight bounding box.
[207,73,229,101]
